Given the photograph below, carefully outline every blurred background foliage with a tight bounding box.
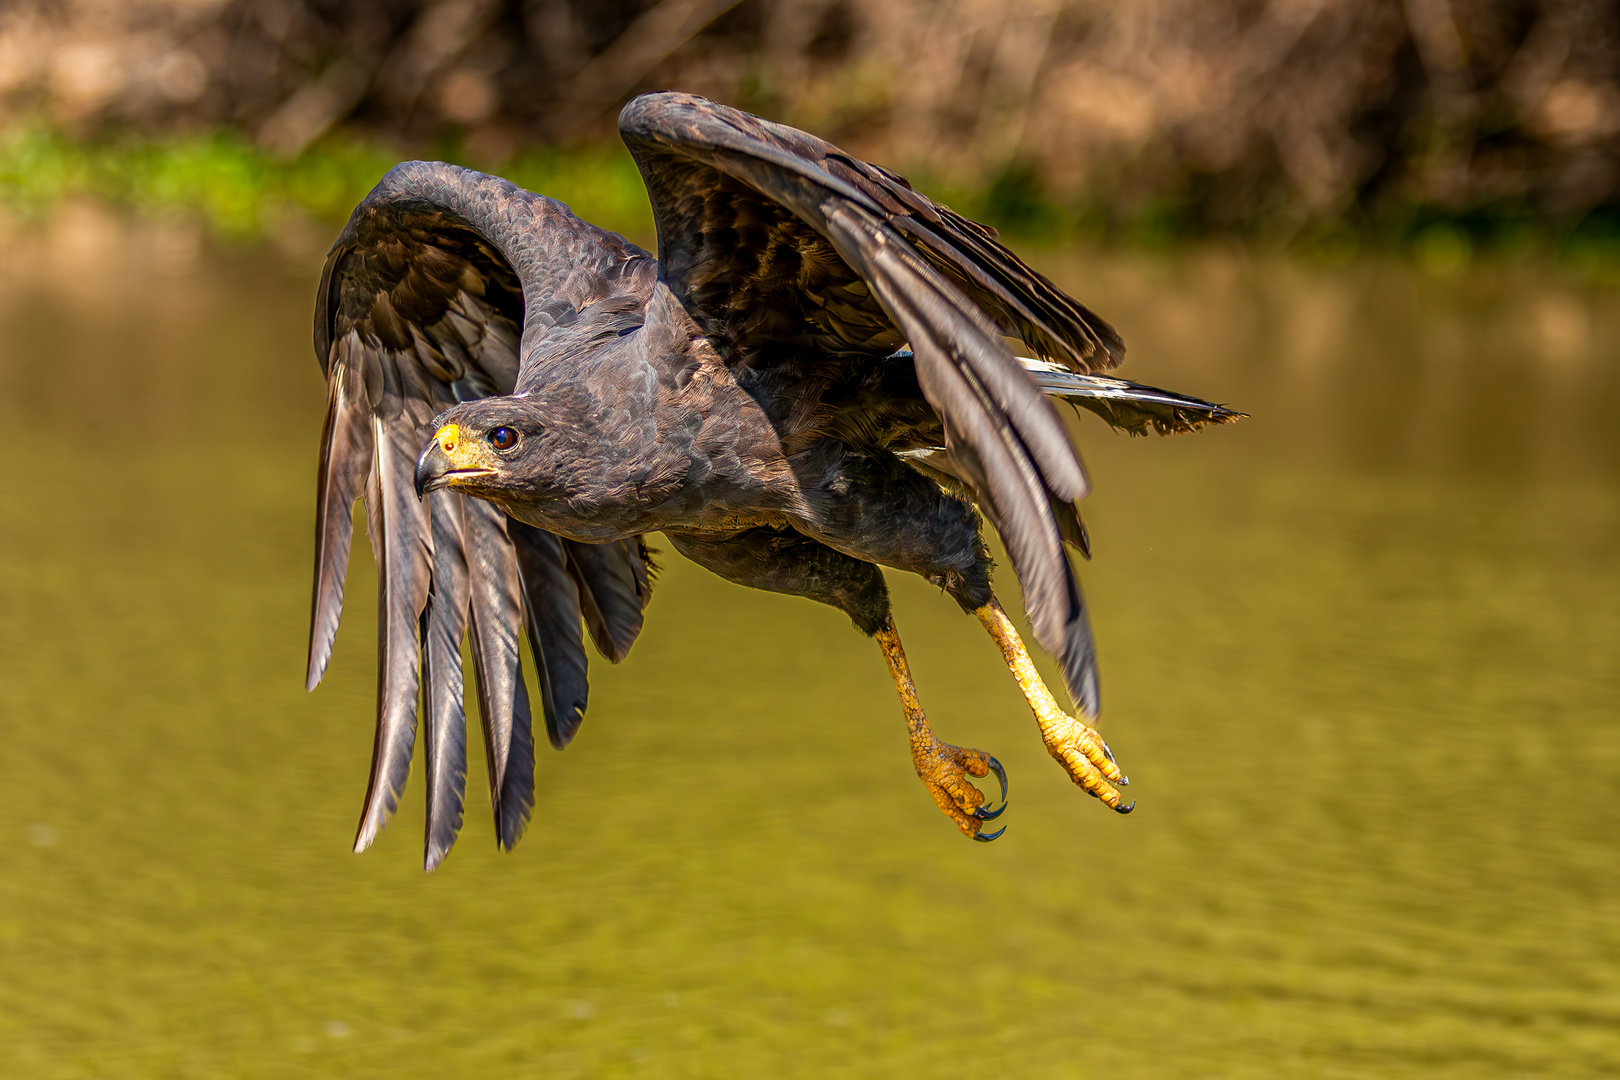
[0,0,1617,261]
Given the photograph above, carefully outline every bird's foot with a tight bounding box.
[875,615,1010,841]
[973,599,1133,814]
[1038,708,1132,814]
[912,737,1008,841]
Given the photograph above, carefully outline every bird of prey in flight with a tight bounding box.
[307,92,1239,869]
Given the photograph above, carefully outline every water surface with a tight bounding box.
[1,210,1617,1078]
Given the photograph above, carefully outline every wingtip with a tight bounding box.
[352,820,380,855]
[491,719,534,852]
[490,764,534,853]
[305,618,338,692]
[493,771,535,852]
[352,789,399,854]
[545,713,583,750]
[494,806,531,852]
[1163,403,1246,433]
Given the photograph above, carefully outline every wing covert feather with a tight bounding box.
[621,93,1105,708]
[620,92,1124,373]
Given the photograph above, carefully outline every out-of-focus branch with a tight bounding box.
[1402,0,1470,85]
[257,57,373,158]
[549,0,746,136]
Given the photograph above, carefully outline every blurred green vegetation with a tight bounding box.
[5,0,1618,269]
[0,125,659,246]
[0,124,386,239]
[5,123,1617,284]
[950,158,1620,282]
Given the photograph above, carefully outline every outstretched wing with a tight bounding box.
[310,161,656,869]
[619,93,1124,716]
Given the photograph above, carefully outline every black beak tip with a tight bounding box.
[413,446,440,499]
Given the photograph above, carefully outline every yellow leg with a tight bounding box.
[974,599,1134,814]
[875,617,1007,840]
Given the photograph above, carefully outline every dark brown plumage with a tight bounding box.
[308,92,1239,867]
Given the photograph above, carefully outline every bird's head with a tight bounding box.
[413,398,556,502]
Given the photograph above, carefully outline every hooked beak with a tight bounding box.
[414,423,493,498]
[414,439,451,498]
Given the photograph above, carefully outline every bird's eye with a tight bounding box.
[488,426,518,451]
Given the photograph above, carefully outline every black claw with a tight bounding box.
[973,755,1009,821]
[1100,740,1117,764]
[972,824,1007,842]
[1113,800,1136,815]
[987,755,1008,805]
[1118,774,1130,786]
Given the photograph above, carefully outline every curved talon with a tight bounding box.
[972,824,1007,842]
[1048,720,1129,808]
[987,755,1008,805]
[1114,800,1136,815]
[971,755,1010,822]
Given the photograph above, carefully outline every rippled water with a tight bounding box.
[1,208,1617,1078]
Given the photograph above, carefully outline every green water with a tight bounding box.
[1,218,1617,1078]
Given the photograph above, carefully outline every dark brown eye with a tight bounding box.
[488,426,518,451]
